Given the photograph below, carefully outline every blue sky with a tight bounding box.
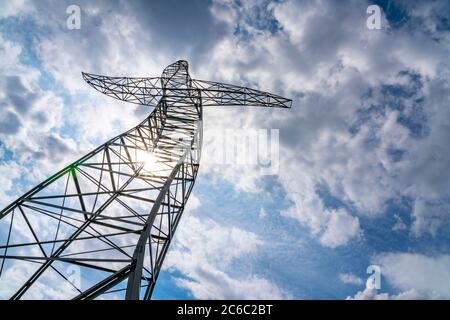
[1,0,450,299]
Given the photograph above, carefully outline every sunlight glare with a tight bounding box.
[137,150,165,173]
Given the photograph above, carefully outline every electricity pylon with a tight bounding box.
[0,60,291,300]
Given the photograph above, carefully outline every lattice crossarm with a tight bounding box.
[191,79,292,109]
[82,73,164,107]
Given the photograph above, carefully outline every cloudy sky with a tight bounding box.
[1,0,450,299]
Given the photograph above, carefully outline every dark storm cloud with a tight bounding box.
[35,0,227,71]
[0,109,21,134]
[352,70,428,139]
[44,134,72,155]
[5,75,37,114]
[25,134,75,164]
[128,0,228,64]
[21,0,123,76]
[31,111,49,125]
[16,0,228,82]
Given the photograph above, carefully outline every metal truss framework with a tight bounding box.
[0,60,291,300]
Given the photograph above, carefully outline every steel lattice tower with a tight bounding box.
[0,60,291,300]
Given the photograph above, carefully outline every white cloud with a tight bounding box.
[1,0,450,300]
[7,0,450,246]
[0,36,82,187]
[282,197,361,248]
[347,287,427,300]
[375,252,450,299]
[0,161,23,205]
[164,196,289,299]
[174,267,288,300]
[339,273,364,286]
[259,207,267,218]
[319,209,361,248]
[411,200,450,236]
[347,252,450,300]
[0,0,29,19]
[201,0,450,241]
